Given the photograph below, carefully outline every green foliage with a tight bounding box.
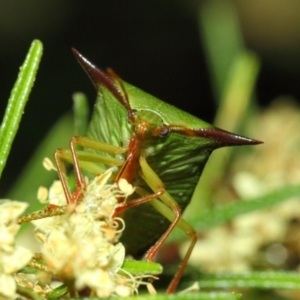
[198,272,300,290]
[121,260,163,276]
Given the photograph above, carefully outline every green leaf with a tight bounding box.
[193,184,300,232]
[73,92,89,136]
[0,40,43,178]
[188,51,260,214]
[121,259,163,276]
[19,265,40,274]
[6,113,73,210]
[198,271,300,290]
[68,292,242,300]
[171,185,300,242]
[213,52,260,132]
[190,2,261,213]
[199,0,244,100]
[16,284,44,300]
[48,284,68,300]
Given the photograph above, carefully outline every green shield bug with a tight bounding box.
[54,49,262,293]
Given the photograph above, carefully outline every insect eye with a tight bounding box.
[128,109,137,122]
[158,126,169,137]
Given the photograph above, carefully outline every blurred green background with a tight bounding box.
[1,0,300,197]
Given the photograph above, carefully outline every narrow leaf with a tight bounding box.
[73,92,89,136]
[0,40,43,178]
[193,185,300,232]
[198,271,300,290]
[171,185,300,243]
[199,0,244,100]
[99,292,242,300]
[48,284,68,300]
[16,284,44,300]
[121,259,163,276]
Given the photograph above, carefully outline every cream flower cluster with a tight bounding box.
[0,201,33,300]
[33,167,139,297]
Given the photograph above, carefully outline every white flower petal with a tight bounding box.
[118,179,135,196]
[109,243,125,272]
[2,246,33,274]
[32,166,142,297]
[0,201,28,224]
[0,274,17,299]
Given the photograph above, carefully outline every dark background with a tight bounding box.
[1,0,300,195]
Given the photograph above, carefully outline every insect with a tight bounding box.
[55,49,261,293]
